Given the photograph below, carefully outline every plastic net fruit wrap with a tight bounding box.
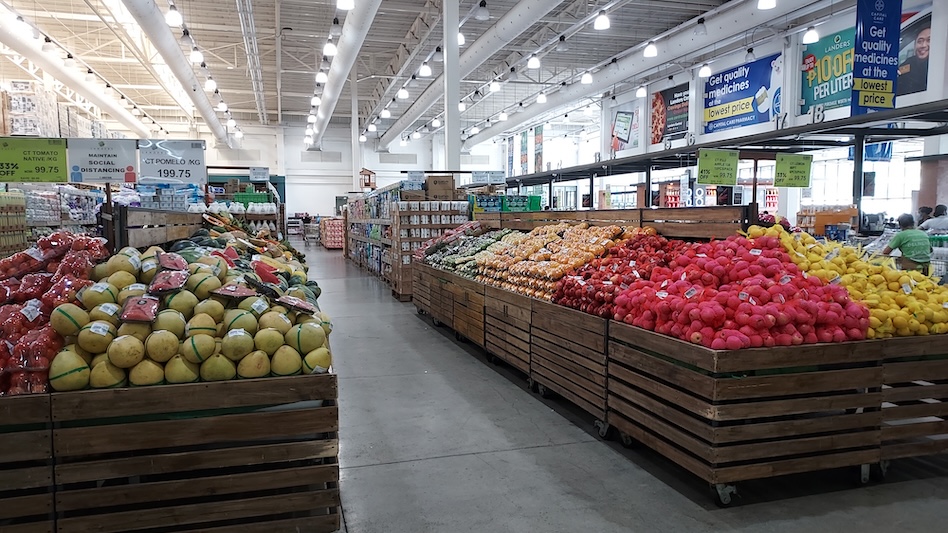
[9,325,61,372]
[13,273,54,303]
[42,275,93,309]
[0,300,49,344]
[51,250,95,283]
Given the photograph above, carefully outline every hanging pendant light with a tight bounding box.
[580,72,593,84]
[470,126,480,135]
[217,101,228,112]
[233,130,243,140]
[165,5,183,27]
[412,131,422,139]
[635,85,647,98]
[802,26,820,45]
[228,118,237,128]
[745,48,756,62]
[359,134,367,143]
[397,88,410,99]
[697,63,712,78]
[474,1,490,21]
[694,18,707,36]
[643,42,658,58]
[305,126,314,135]
[337,0,355,10]
[457,32,465,46]
[330,17,342,37]
[758,0,777,10]
[431,118,441,128]
[307,114,317,123]
[433,47,443,62]
[190,47,204,64]
[380,109,392,119]
[204,78,217,91]
[527,54,540,69]
[419,62,432,77]
[498,112,508,121]
[556,35,569,52]
[489,81,501,92]
[315,71,328,84]
[324,37,337,56]
[594,10,610,31]
[458,101,466,111]
[311,95,322,106]
[536,93,547,104]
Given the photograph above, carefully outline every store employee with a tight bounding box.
[883,214,932,272]
[919,204,948,231]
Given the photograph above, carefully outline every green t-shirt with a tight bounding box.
[889,229,932,263]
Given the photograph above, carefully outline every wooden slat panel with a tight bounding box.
[713,367,881,401]
[713,431,878,464]
[712,449,880,484]
[0,493,52,520]
[57,465,338,512]
[0,466,52,491]
[485,312,530,341]
[882,438,948,460]
[532,331,606,368]
[486,285,534,309]
[608,364,711,419]
[531,365,604,419]
[615,399,713,463]
[532,316,605,354]
[609,411,714,483]
[55,439,338,485]
[531,342,605,387]
[608,382,714,442]
[609,343,715,399]
[485,324,530,353]
[881,336,948,357]
[56,489,340,533]
[51,375,337,420]
[1,523,53,533]
[883,383,948,403]
[881,401,948,421]
[649,222,741,240]
[609,323,714,371]
[532,300,605,335]
[710,392,880,421]
[54,407,338,457]
[486,340,529,373]
[713,412,881,443]
[882,420,948,441]
[885,360,948,383]
[0,394,50,425]
[532,354,605,406]
[486,299,532,324]
[640,206,747,223]
[0,430,52,463]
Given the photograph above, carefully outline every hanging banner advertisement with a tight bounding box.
[0,138,67,182]
[703,53,783,134]
[650,83,689,144]
[249,167,269,182]
[534,124,543,173]
[851,0,903,115]
[506,136,514,177]
[801,4,930,114]
[696,149,739,186]
[520,130,528,175]
[67,139,138,183]
[610,104,640,157]
[138,140,207,184]
[774,153,814,187]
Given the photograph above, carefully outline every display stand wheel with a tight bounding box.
[858,464,872,485]
[619,432,637,449]
[871,460,890,482]
[712,483,738,507]
[455,331,464,342]
[432,318,442,327]
[486,353,500,365]
[527,377,538,392]
[417,308,425,315]
[594,419,614,440]
[536,382,552,398]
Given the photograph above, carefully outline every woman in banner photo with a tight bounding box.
[897,22,930,96]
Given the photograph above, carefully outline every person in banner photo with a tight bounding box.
[897,17,930,96]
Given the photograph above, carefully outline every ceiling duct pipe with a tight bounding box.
[378,0,563,149]
[122,0,229,144]
[464,0,849,148]
[0,15,150,137]
[310,0,384,148]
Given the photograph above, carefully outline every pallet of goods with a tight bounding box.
[320,217,344,249]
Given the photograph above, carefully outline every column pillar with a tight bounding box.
[443,0,461,183]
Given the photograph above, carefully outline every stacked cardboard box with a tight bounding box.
[426,175,460,201]
[3,81,59,136]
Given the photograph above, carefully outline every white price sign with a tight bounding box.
[138,140,207,184]
[249,166,269,182]
[67,139,139,184]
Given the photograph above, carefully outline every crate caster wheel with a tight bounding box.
[536,383,552,398]
[432,318,442,327]
[619,432,637,449]
[594,419,614,440]
[486,354,501,365]
[858,464,871,485]
[871,460,889,482]
[712,484,737,508]
[455,331,464,342]
[417,308,425,315]
[527,378,537,392]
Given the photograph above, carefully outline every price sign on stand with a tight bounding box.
[249,167,269,182]
[696,148,739,186]
[774,153,814,187]
[0,138,68,182]
[138,140,207,184]
[67,139,138,183]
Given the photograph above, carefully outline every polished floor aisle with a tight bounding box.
[303,244,948,533]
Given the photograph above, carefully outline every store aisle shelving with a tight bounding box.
[302,245,948,533]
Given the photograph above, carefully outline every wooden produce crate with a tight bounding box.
[411,261,432,315]
[484,286,533,374]
[637,206,748,240]
[114,207,203,249]
[881,337,948,461]
[530,300,609,422]
[426,268,455,328]
[607,322,882,504]
[51,375,340,533]
[0,395,54,533]
[442,271,485,347]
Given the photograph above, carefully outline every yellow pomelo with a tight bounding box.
[141,246,163,263]
[187,273,222,300]
[129,359,164,386]
[194,299,225,323]
[154,309,187,339]
[107,271,138,290]
[51,303,90,337]
[117,322,151,343]
[258,311,293,334]
[139,259,159,283]
[254,328,285,355]
[107,251,141,277]
[145,330,179,363]
[60,344,93,365]
[198,256,228,281]
[48,350,91,391]
[317,312,333,336]
[186,313,218,337]
[91,262,110,281]
[284,323,326,354]
[164,355,200,384]
[271,345,302,376]
[269,305,289,315]
[118,284,148,304]
[90,361,127,389]
[164,290,199,319]
[224,309,258,335]
[303,347,332,374]
[221,329,255,361]
[90,352,110,368]
[180,334,216,364]
[89,303,122,327]
[188,263,215,276]
[238,296,270,318]
[108,335,145,369]
[237,350,270,379]
[80,282,118,308]
[200,353,236,381]
[77,321,117,354]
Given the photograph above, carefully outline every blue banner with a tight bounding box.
[703,53,782,134]
[851,0,902,115]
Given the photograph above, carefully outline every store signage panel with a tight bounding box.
[520,131,528,175]
[138,140,207,184]
[851,0,903,114]
[703,53,783,134]
[650,83,689,144]
[774,154,814,188]
[67,139,138,184]
[249,167,269,182]
[696,149,739,186]
[0,138,67,182]
[801,28,856,113]
[534,125,543,173]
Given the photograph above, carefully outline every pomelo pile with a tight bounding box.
[40,244,333,392]
[763,224,948,338]
[558,232,870,349]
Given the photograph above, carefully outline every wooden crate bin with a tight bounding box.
[530,300,609,421]
[607,322,882,487]
[0,394,54,533]
[50,375,340,533]
[484,286,533,374]
[881,337,948,460]
[443,271,485,347]
[426,268,455,328]
[411,262,432,315]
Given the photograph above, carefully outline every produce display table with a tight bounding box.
[0,395,54,533]
[444,273,485,347]
[484,286,532,374]
[411,262,433,315]
[607,322,882,505]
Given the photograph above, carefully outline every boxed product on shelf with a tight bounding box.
[3,81,60,137]
[470,194,502,213]
[503,195,541,212]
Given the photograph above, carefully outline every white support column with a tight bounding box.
[443,0,461,183]
[351,65,362,190]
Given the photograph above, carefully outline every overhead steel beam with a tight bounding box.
[235,0,268,124]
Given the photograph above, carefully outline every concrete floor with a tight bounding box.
[302,243,948,533]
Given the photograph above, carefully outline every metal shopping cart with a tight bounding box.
[304,223,320,244]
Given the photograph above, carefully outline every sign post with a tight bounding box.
[0,138,68,182]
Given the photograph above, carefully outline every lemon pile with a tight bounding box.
[751,225,948,338]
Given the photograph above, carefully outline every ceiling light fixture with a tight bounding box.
[697,63,711,78]
[63,54,76,68]
[581,72,593,84]
[419,62,432,77]
[380,108,392,118]
[431,118,441,128]
[802,26,819,45]
[304,135,313,144]
[408,75,418,87]
[694,18,707,36]
[337,0,355,11]
[330,17,342,37]
[368,123,377,132]
[41,37,55,53]
[217,101,228,112]
[507,67,518,82]
[458,101,467,111]
[400,138,408,146]
[359,134,367,143]
[228,118,237,127]
[131,107,141,116]
[536,93,547,104]
[305,126,314,135]
[470,126,480,134]
[412,131,422,139]
[204,78,217,91]
[594,10,610,30]
[498,112,508,121]
[311,95,321,106]
[457,32,465,46]
[474,1,490,21]
[583,106,592,117]
[636,85,647,98]
[433,46,443,61]
[85,70,97,83]
[489,81,500,92]
[234,130,243,139]
[556,35,569,52]
[324,37,337,56]
[527,54,540,69]
[745,47,756,62]
[165,5,183,27]
[315,71,328,83]
[397,88,409,99]
[190,47,203,64]
[180,29,192,46]
[758,0,777,10]
[643,41,658,58]
[307,114,317,123]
